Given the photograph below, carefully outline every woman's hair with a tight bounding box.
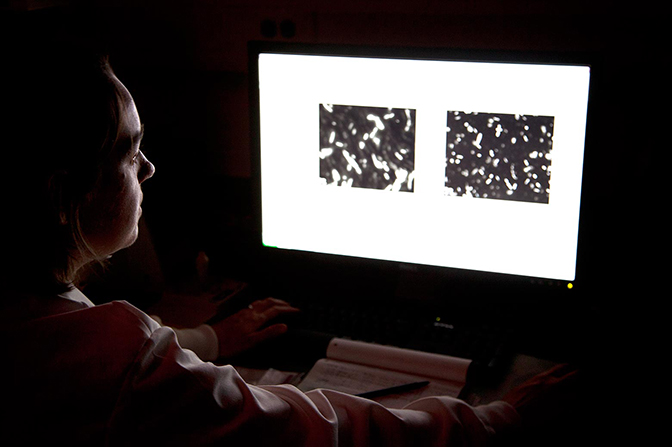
[2,42,127,294]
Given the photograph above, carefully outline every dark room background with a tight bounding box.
[1,1,658,330]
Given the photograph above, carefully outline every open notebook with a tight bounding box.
[298,338,471,409]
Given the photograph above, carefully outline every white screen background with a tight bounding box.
[257,53,591,281]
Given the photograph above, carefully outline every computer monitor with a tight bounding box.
[248,41,598,312]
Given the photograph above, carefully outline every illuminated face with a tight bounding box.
[78,77,155,261]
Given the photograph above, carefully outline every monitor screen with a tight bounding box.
[249,42,593,298]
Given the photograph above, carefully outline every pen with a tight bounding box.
[355,381,430,399]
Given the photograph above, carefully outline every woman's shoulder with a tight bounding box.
[97,300,161,333]
[6,297,162,360]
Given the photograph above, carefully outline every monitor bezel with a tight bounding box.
[247,40,601,315]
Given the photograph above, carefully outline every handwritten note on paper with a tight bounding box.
[298,338,472,409]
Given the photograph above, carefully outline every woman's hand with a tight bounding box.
[210,298,300,359]
[502,363,581,432]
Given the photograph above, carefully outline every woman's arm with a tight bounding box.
[109,306,520,446]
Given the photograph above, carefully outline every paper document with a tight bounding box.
[299,338,472,409]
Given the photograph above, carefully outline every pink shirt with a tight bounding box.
[3,291,519,445]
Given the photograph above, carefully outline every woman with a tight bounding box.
[1,42,570,446]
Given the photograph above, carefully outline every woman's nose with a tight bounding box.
[139,153,155,183]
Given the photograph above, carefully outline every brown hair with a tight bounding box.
[2,42,126,294]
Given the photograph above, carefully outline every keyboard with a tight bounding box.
[208,286,512,378]
[285,299,512,376]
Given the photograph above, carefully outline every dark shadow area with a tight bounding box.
[2,2,658,443]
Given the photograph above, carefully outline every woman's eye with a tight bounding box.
[131,144,145,164]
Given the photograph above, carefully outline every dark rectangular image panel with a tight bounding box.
[319,104,416,192]
[445,111,555,204]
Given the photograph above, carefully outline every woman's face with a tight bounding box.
[77,77,155,263]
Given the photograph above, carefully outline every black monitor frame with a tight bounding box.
[247,40,603,323]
